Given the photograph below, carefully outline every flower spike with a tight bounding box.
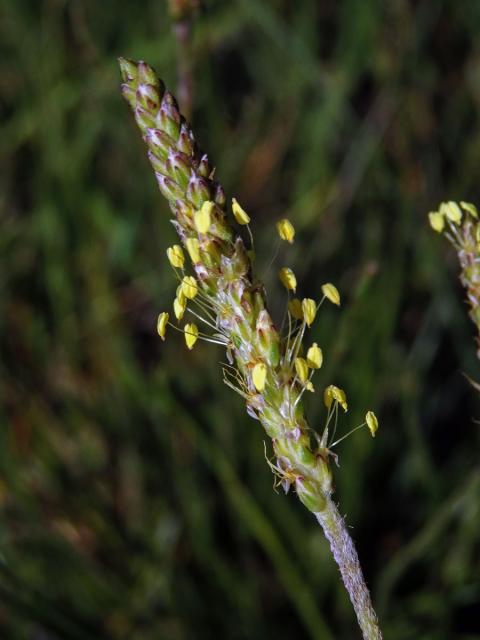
[120,59,383,640]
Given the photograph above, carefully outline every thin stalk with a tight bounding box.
[315,498,382,640]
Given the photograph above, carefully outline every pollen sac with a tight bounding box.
[157,312,169,340]
[288,298,303,321]
[184,323,199,349]
[252,362,267,392]
[276,218,295,243]
[173,296,186,320]
[321,283,341,306]
[279,267,297,292]
[324,385,348,412]
[185,237,201,263]
[232,198,251,225]
[194,201,214,234]
[441,201,462,224]
[306,343,322,369]
[167,244,185,269]
[301,298,316,327]
[294,357,309,383]
[181,275,198,299]
[365,411,379,437]
[460,201,478,218]
[428,211,445,233]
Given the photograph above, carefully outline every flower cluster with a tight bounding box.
[119,58,378,514]
[429,201,480,356]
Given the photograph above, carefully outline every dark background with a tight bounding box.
[1,1,480,638]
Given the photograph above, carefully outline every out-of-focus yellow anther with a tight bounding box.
[279,267,297,292]
[288,298,303,321]
[428,211,445,233]
[276,218,295,243]
[321,283,341,306]
[365,411,379,437]
[232,198,250,225]
[294,357,309,383]
[157,312,169,340]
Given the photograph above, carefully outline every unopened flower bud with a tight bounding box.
[187,175,211,208]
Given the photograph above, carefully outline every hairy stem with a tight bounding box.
[316,498,382,640]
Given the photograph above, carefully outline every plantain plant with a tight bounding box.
[429,201,480,358]
[119,57,382,640]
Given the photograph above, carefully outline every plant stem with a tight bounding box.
[315,498,383,640]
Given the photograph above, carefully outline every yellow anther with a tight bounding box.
[157,312,169,340]
[252,362,267,391]
[232,198,250,225]
[321,283,341,306]
[294,357,309,383]
[184,323,199,349]
[460,201,478,218]
[276,218,295,243]
[194,201,214,233]
[306,343,323,369]
[365,411,379,437]
[302,298,316,327]
[440,201,462,224]
[173,296,186,320]
[279,267,297,292]
[181,275,198,299]
[167,244,185,269]
[305,381,315,393]
[324,385,348,412]
[288,298,303,321]
[185,237,201,263]
[428,211,445,233]
[176,284,186,304]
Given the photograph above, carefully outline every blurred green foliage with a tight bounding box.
[1,0,480,638]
